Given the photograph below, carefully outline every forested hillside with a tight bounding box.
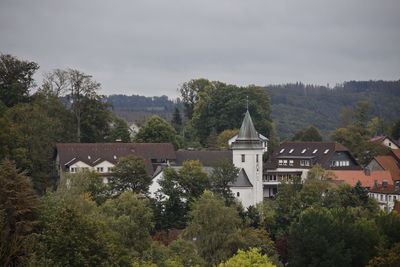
[107,80,400,140]
[268,80,400,139]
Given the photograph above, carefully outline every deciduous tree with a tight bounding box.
[108,155,151,196]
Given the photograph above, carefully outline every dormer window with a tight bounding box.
[88,155,91,160]
[301,149,306,154]
[113,155,117,160]
[324,149,329,154]
[279,149,285,153]
[312,149,318,154]
[289,149,294,154]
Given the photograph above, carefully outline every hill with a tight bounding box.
[268,80,400,140]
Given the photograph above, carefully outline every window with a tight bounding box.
[70,167,77,173]
[312,149,318,154]
[394,196,397,200]
[389,142,392,147]
[301,149,306,154]
[88,155,91,160]
[300,160,310,167]
[278,160,283,166]
[289,149,294,154]
[241,154,245,162]
[289,160,294,166]
[96,167,104,173]
[283,160,288,166]
[256,154,259,163]
[324,149,329,154]
[380,195,383,201]
[236,192,240,197]
[107,167,114,173]
[280,148,285,153]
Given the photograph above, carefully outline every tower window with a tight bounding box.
[241,154,245,162]
[237,192,240,197]
[256,154,259,163]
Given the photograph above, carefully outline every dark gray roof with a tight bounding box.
[231,110,263,150]
[229,168,253,187]
[265,141,361,170]
[175,151,232,166]
[56,143,176,175]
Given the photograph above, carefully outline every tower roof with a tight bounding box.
[237,110,260,141]
[232,110,263,150]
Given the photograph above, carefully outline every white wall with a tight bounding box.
[232,149,264,206]
[231,187,254,208]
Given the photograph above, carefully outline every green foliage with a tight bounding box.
[179,78,212,120]
[171,107,183,133]
[101,192,154,255]
[156,161,210,230]
[219,248,276,267]
[185,191,241,266]
[217,129,239,149]
[0,160,40,266]
[33,197,130,266]
[80,96,113,143]
[291,125,323,141]
[188,80,274,144]
[0,53,39,107]
[108,116,131,142]
[354,101,372,132]
[134,115,180,149]
[210,159,240,205]
[290,207,381,267]
[108,155,151,197]
[269,81,400,139]
[205,128,218,149]
[391,118,400,140]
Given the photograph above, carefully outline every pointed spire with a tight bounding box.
[232,110,263,150]
[237,110,259,141]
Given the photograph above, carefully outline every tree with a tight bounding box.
[354,101,372,134]
[176,160,211,201]
[189,81,274,145]
[33,197,130,266]
[367,242,400,267]
[171,107,183,133]
[79,96,113,143]
[0,160,40,266]
[206,128,218,149]
[391,118,400,141]
[0,54,39,107]
[43,68,104,142]
[179,78,212,120]
[340,106,354,127]
[218,248,276,267]
[108,117,131,143]
[217,129,239,150]
[184,191,241,266]
[291,125,323,141]
[101,192,154,255]
[134,115,180,149]
[108,155,151,196]
[210,159,239,205]
[290,207,380,267]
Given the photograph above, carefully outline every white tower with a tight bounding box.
[231,110,264,206]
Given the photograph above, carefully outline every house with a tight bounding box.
[366,149,400,183]
[369,182,400,211]
[330,170,392,188]
[56,143,176,182]
[264,141,362,197]
[369,136,400,149]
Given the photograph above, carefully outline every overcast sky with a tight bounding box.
[1,0,399,97]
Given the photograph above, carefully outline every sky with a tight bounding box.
[1,0,399,97]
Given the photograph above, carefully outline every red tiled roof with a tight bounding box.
[369,184,400,194]
[331,170,392,188]
[56,143,176,174]
[374,156,400,180]
[391,149,400,161]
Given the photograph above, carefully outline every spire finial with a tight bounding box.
[246,95,249,111]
